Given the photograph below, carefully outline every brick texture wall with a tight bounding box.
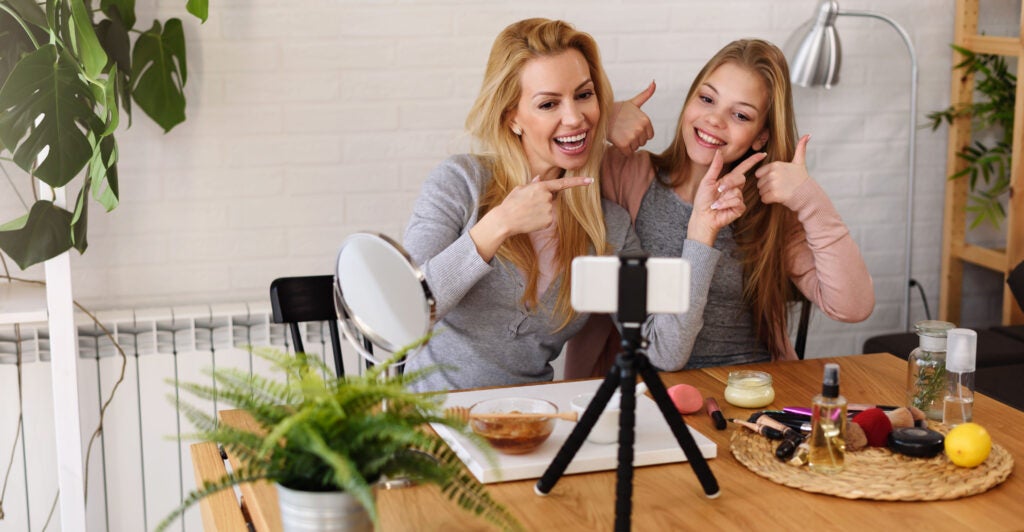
[7,0,1020,358]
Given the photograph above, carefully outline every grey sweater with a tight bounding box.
[637,175,770,369]
[403,154,642,392]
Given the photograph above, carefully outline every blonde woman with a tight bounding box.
[403,18,642,392]
[567,39,874,377]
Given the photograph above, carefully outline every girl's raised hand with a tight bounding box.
[753,134,811,205]
[470,175,593,261]
[608,81,656,155]
[688,150,766,246]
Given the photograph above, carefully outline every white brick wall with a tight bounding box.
[5,0,1020,358]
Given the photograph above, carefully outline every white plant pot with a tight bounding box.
[276,483,373,532]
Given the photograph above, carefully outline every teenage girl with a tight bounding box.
[566,39,874,377]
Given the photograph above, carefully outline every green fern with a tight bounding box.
[156,338,522,531]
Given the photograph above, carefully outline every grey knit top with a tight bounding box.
[637,174,770,368]
[403,154,642,392]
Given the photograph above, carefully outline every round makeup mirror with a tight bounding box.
[334,233,435,365]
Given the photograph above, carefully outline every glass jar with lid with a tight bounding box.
[724,370,775,408]
[907,320,956,420]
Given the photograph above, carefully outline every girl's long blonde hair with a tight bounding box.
[466,18,613,328]
[652,39,799,359]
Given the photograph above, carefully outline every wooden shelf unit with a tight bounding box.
[939,0,1024,325]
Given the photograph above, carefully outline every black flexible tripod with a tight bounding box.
[534,255,719,531]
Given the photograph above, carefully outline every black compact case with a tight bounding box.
[888,427,945,458]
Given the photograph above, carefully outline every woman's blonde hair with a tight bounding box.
[466,18,613,328]
[651,39,799,360]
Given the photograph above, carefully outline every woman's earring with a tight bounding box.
[512,126,522,136]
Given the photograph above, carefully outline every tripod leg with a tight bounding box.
[535,369,622,496]
[614,358,637,532]
[636,357,720,498]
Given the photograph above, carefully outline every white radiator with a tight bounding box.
[0,302,356,532]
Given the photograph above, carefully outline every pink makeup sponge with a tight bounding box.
[667,384,703,414]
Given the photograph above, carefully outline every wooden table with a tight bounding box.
[196,354,1024,531]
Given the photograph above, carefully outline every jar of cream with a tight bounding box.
[724,370,775,408]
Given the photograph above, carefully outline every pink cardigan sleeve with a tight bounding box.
[600,149,657,223]
[782,178,875,324]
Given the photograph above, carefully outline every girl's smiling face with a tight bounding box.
[509,49,600,181]
[681,62,770,172]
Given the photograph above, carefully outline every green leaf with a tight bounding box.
[3,0,47,29]
[90,134,119,210]
[186,0,209,23]
[71,177,89,252]
[0,44,100,187]
[69,0,108,79]
[0,4,45,87]
[0,212,28,232]
[100,0,136,31]
[131,19,187,132]
[0,200,75,269]
[95,17,133,125]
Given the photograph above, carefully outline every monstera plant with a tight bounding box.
[0,0,209,269]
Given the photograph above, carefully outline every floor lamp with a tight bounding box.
[785,0,918,332]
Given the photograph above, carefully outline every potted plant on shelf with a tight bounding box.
[156,341,522,531]
[927,45,1016,229]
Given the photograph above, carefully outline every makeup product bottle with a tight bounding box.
[906,320,955,421]
[943,328,977,426]
[809,363,847,474]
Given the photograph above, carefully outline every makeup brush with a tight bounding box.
[729,418,784,440]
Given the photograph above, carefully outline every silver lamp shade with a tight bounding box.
[785,0,842,88]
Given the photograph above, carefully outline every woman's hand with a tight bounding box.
[754,134,811,206]
[608,81,656,155]
[469,176,594,261]
[687,150,766,246]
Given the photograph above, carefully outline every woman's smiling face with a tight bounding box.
[509,49,600,181]
[681,62,770,171]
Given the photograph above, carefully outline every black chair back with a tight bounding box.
[794,298,812,360]
[1008,260,1024,312]
[270,275,350,377]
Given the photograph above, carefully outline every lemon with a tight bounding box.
[944,422,992,467]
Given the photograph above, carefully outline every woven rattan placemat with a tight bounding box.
[730,426,1014,500]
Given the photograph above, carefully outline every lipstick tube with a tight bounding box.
[706,398,727,430]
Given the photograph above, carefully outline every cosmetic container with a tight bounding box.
[906,320,955,421]
[809,363,847,474]
[943,328,977,427]
[724,370,775,408]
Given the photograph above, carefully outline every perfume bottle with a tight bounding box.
[809,363,847,474]
[943,328,977,426]
[906,320,955,420]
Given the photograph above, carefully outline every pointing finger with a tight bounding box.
[701,150,724,184]
[540,176,594,192]
[628,80,656,108]
[792,134,811,165]
[731,151,768,177]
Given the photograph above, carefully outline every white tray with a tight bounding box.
[431,380,717,484]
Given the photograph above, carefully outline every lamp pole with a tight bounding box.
[840,10,918,332]
[787,1,919,332]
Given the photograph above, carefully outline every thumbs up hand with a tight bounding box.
[753,134,811,205]
[608,81,656,155]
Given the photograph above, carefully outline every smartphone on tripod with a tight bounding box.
[570,256,690,314]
